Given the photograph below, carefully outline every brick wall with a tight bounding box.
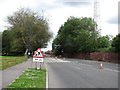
[73,53,90,59]
[62,52,119,63]
[90,52,118,63]
[62,53,89,59]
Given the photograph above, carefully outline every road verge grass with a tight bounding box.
[8,68,46,89]
[0,56,27,70]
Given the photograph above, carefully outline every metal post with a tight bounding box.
[40,62,41,70]
[35,62,37,69]
[28,21,32,58]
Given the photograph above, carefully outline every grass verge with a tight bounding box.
[8,68,46,89]
[0,56,27,70]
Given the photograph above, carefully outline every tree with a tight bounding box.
[97,36,111,48]
[3,8,52,55]
[52,16,98,54]
[0,32,2,55]
[96,35,111,52]
[112,34,120,52]
[2,30,11,55]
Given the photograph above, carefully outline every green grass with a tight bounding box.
[0,56,27,70]
[8,68,46,89]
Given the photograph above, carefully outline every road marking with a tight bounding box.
[71,62,119,73]
[71,66,81,70]
[56,59,70,62]
[79,63,92,67]
[48,58,119,73]
[104,68,119,72]
[72,62,92,67]
[79,64,119,73]
[49,58,70,62]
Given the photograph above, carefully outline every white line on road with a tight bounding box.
[71,66,81,70]
[72,62,92,67]
[49,58,70,62]
[48,58,119,73]
[104,68,119,73]
[72,62,119,73]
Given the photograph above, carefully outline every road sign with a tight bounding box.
[33,48,44,62]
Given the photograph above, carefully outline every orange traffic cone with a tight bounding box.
[99,63,103,69]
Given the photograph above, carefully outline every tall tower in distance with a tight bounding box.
[94,0,101,34]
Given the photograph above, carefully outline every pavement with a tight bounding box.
[44,57,119,88]
[0,58,45,89]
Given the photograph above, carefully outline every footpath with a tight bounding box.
[0,58,45,89]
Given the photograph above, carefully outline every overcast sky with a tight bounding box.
[0,0,119,50]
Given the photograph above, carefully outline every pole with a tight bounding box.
[40,62,41,70]
[35,62,37,69]
[28,21,32,58]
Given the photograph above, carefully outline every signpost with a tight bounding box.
[33,48,44,69]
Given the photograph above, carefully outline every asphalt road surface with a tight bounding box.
[45,57,119,88]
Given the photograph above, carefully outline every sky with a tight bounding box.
[0,0,119,51]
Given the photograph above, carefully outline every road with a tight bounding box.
[45,57,119,88]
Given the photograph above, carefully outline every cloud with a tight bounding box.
[62,2,91,7]
[107,16,118,24]
[55,0,93,7]
[35,2,62,11]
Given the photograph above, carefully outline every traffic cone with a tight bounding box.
[99,63,103,69]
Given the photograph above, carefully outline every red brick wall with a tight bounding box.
[73,53,90,59]
[90,52,118,63]
[62,52,119,63]
[63,53,90,59]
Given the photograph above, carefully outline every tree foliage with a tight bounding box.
[0,32,2,55]
[2,8,52,55]
[97,36,111,48]
[2,30,11,55]
[96,35,112,52]
[112,34,120,52]
[52,16,99,54]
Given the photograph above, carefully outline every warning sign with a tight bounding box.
[33,48,44,62]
